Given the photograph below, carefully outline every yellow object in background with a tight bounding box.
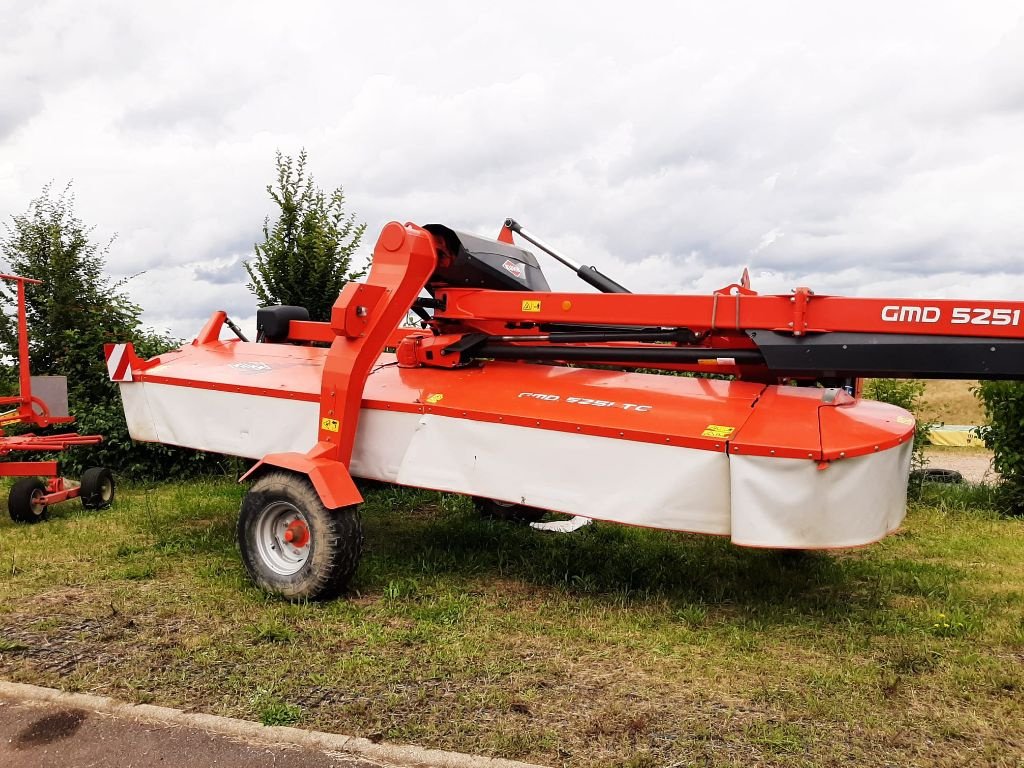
[926,426,986,448]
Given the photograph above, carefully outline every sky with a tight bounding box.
[1,1,1023,339]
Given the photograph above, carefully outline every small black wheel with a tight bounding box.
[80,467,116,509]
[237,471,363,601]
[473,497,546,524]
[8,477,49,524]
[911,468,964,485]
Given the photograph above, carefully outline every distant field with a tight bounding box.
[918,380,985,425]
[1,481,1022,767]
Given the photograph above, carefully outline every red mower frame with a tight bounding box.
[104,218,1024,600]
[1,274,115,522]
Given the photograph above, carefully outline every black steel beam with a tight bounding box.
[749,331,1024,379]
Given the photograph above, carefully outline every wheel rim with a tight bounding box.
[98,477,114,503]
[254,501,311,576]
[29,488,45,517]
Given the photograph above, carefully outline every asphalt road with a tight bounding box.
[0,697,381,768]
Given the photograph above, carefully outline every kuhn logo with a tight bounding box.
[230,361,272,373]
[501,259,525,279]
[881,305,941,323]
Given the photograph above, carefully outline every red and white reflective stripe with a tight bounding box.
[105,343,133,382]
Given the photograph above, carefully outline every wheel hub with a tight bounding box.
[30,489,45,516]
[282,519,310,548]
[254,501,312,576]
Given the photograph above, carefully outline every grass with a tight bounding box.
[254,694,303,726]
[0,479,1022,767]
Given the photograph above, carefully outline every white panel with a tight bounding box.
[388,414,732,533]
[119,380,913,548]
[119,383,160,442]
[349,409,421,481]
[125,384,732,532]
[729,441,912,548]
[31,376,69,417]
[127,383,320,459]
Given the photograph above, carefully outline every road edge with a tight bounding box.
[0,680,548,768]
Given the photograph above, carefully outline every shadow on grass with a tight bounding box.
[114,480,975,631]
[351,486,968,627]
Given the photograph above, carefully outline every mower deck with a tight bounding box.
[119,338,913,549]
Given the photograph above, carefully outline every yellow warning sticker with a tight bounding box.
[701,424,735,438]
[521,300,542,312]
[425,393,444,404]
[321,417,340,432]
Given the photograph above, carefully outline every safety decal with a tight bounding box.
[105,343,133,382]
[321,417,340,432]
[896,415,915,425]
[521,300,542,312]
[425,393,444,404]
[701,424,735,438]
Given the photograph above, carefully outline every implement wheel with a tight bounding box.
[237,471,363,601]
[8,477,49,524]
[80,467,116,509]
[473,497,546,524]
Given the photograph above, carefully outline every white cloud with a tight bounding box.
[0,1,1022,338]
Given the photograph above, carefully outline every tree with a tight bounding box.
[0,184,135,380]
[0,183,220,478]
[245,150,368,321]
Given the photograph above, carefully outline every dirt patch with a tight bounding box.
[924,448,996,484]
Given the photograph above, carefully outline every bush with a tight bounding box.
[973,381,1024,516]
[862,379,937,494]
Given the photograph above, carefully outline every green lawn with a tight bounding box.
[0,480,1021,767]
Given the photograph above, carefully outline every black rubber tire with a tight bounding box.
[237,471,363,601]
[911,467,965,485]
[80,467,116,509]
[473,497,546,524]
[8,477,49,524]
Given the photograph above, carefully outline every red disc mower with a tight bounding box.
[106,219,1024,599]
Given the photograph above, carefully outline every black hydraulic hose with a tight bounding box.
[504,218,631,294]
[224,316,249,342]
[539,323,665,334]
[478,344,764,365]
[576,265,631,294]
[490,330,698,344]
[545,330,698,344]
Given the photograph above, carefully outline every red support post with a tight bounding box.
[242,222,439,509]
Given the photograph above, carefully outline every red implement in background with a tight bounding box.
[0,274,115,523]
